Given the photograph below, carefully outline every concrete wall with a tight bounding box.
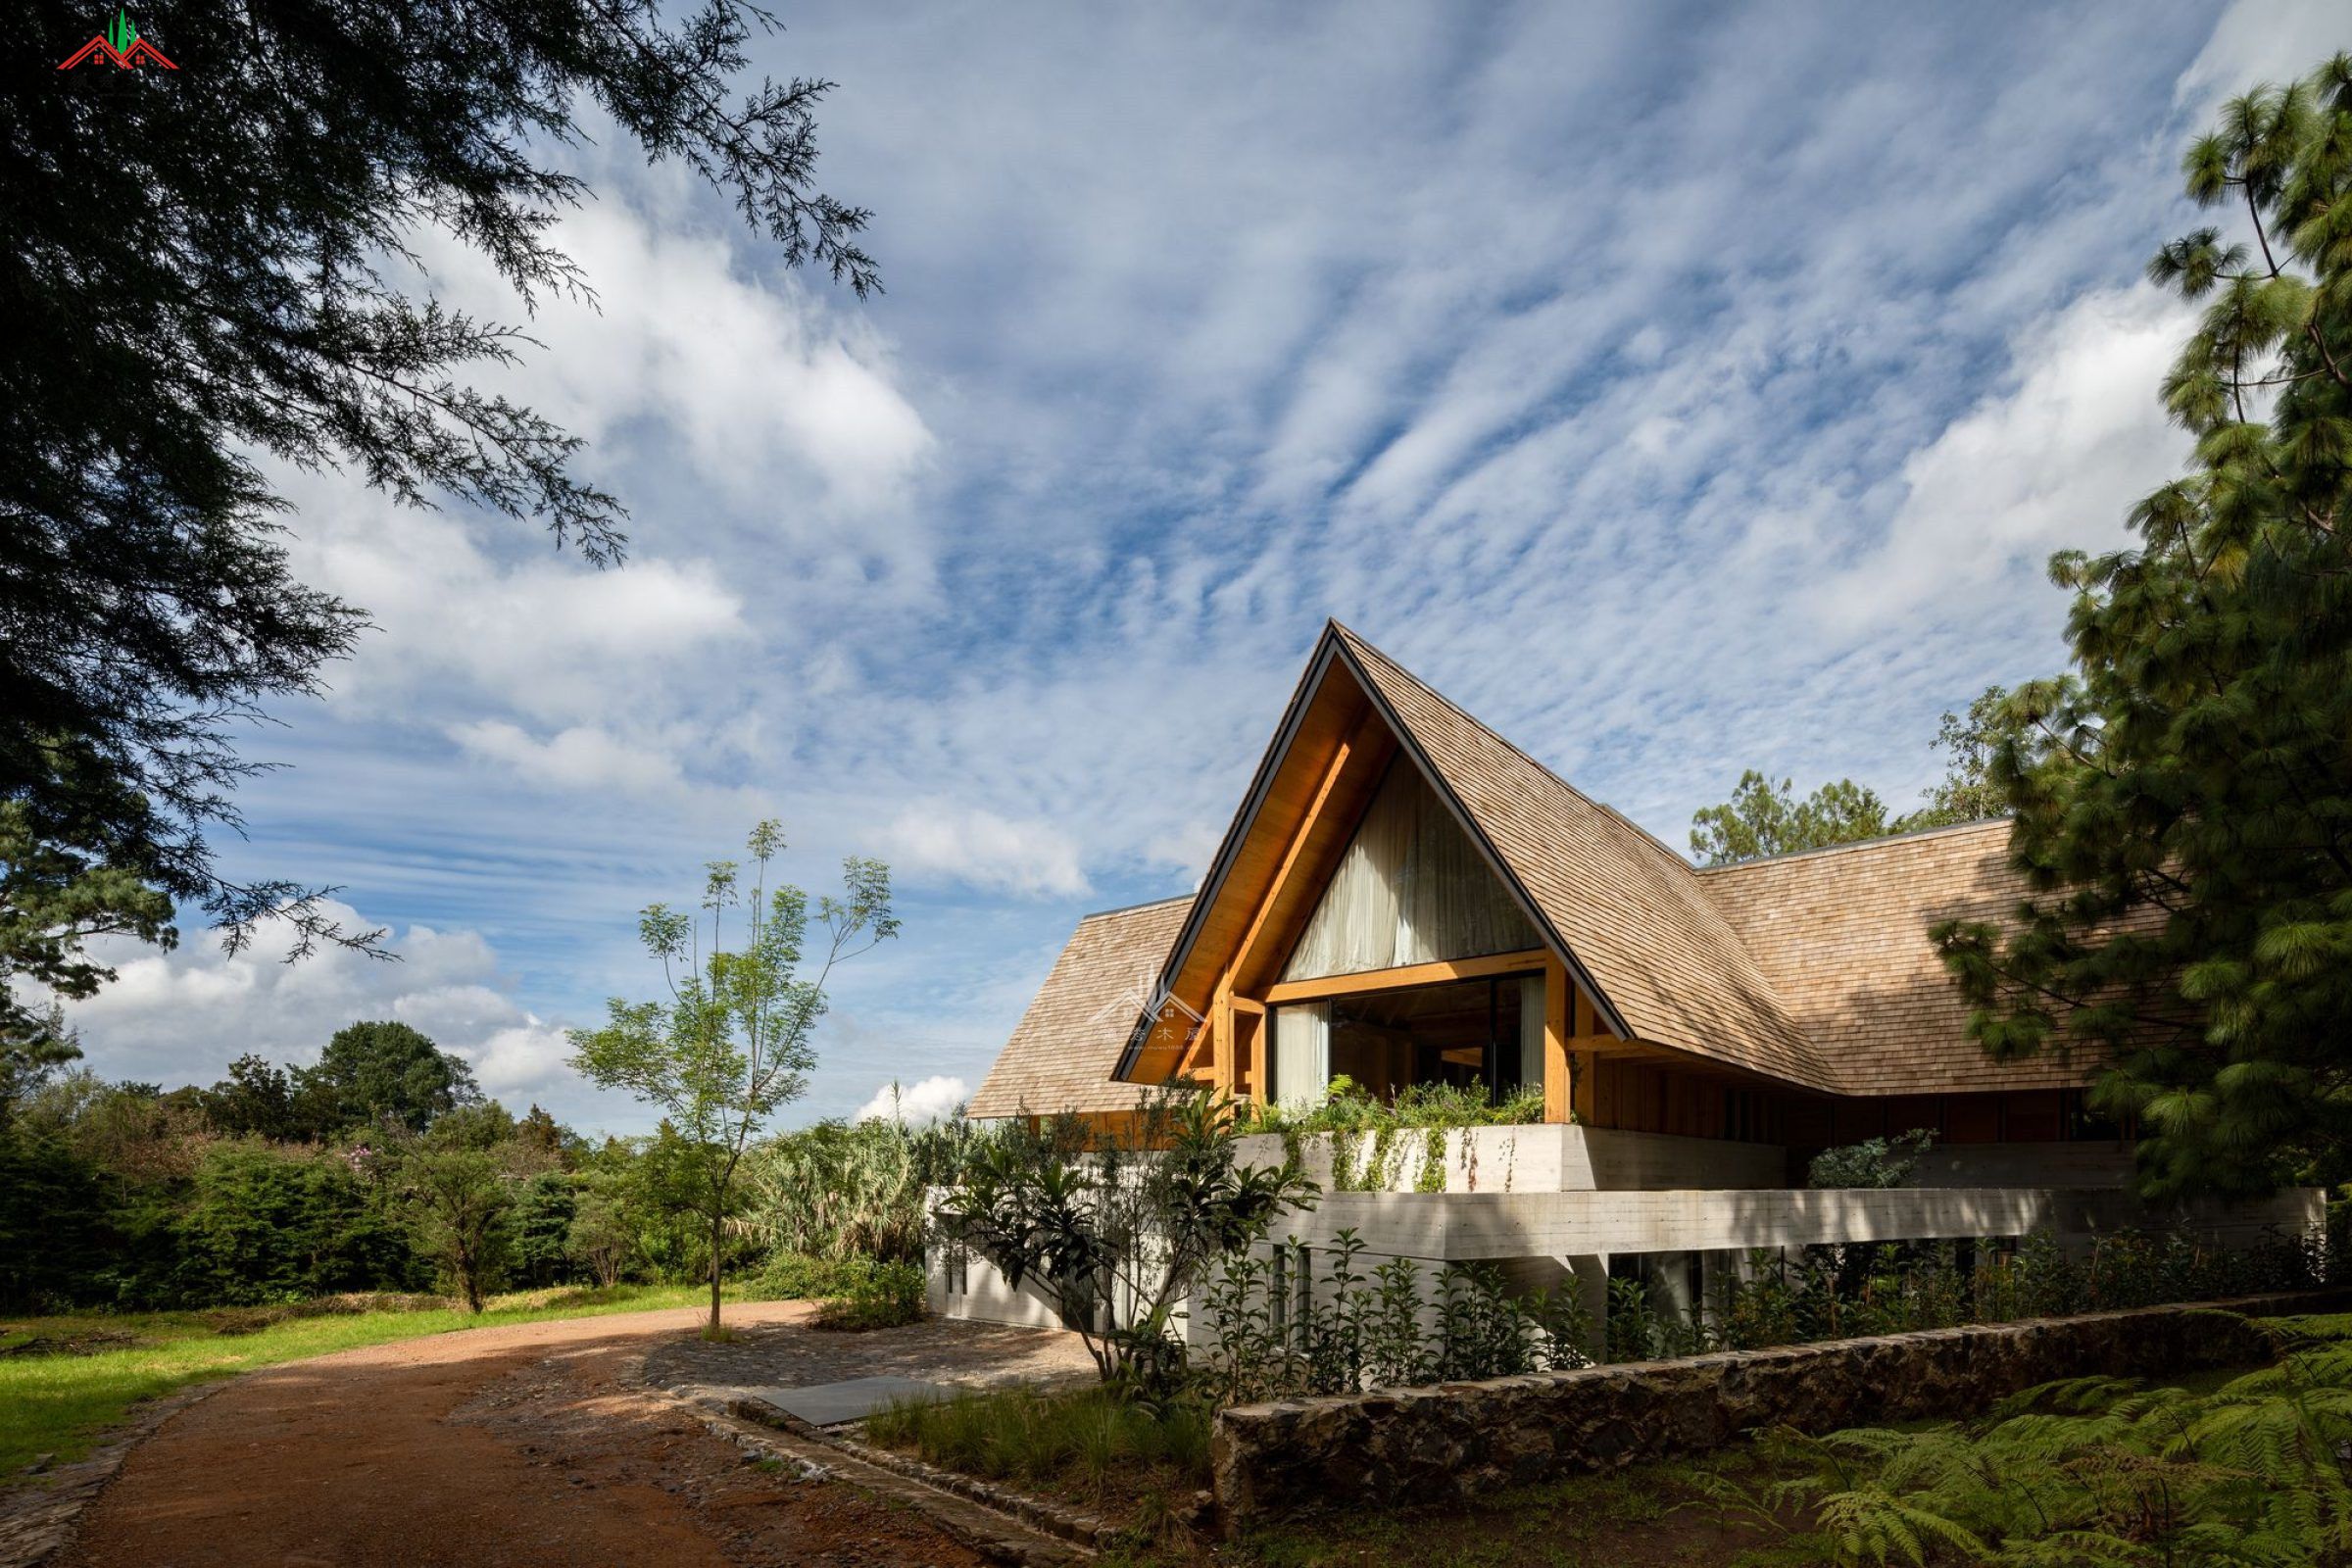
[1277,1184,2321,1262]
[1906,1141,2138,1189]
[1228,1125,1786,1196]
[1212,1287,2352,1529]
[927,1244,1066,1330]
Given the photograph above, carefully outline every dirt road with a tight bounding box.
[57,1302,986,1567]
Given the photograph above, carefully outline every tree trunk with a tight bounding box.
[708,1209,723,1335]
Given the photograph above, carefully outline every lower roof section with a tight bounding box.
[964,895,1193,1119]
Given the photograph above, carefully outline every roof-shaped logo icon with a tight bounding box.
[60,8,177,69]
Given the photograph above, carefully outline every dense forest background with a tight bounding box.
[0,1018,956,1313]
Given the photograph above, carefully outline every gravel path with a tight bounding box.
[52,1302,993,1568]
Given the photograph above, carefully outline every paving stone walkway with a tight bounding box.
[643,1308,1098,1411]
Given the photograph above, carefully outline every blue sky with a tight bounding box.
[63,0,2347,1134]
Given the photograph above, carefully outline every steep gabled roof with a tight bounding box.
[965,896,1193,1118]
[972,621,2081,1113]
[1329,625,1836,1091]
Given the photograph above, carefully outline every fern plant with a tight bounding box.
[1699,1315,2352,1566]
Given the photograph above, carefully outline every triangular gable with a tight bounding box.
[1122,623,1583,1088]
[1281,757,1540,980]
[1123,621,1833,1095]
[1330,625,1833,1092]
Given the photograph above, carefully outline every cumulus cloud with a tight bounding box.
[450,721,684,795]
[59,903,616,1125]
[1813,284,2196,629]
[854,1075,970,1124]
[881,805,1091,898]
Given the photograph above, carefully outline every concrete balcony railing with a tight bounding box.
[1232,1123,2150,1198]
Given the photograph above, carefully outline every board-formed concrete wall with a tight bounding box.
[1229,1125,1786,1195]
[1281,1183,2321,1261]
[1211,1288,2352,1529]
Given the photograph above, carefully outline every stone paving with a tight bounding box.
[642,1307,1098,1409]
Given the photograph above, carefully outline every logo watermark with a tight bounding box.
[60,8,176,70]
[1094,965,1204,1056]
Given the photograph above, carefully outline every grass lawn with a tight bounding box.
[0,1282,744,1477]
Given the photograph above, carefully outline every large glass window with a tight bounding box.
[1271,973,1544,1108]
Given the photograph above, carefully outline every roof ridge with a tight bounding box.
[1693,815,2014,873]
[1329,624,1692,866]
[1077,892,1197,920]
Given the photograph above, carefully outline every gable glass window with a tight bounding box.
[1282,759,1539,982]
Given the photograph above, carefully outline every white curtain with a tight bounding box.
[1518,974,1545,1102]
[1271,1003,1330,1110]
[1283,760,1539,981]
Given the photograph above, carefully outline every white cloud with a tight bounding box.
[881,804,1091,898]
[2177,0,2346,118]
[1814,284,2196,629]
[450,720,684,795]
[411,187,935,521]
[60,903,612,1124]
[855,1075,969,1124]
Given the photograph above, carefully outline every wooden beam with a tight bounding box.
[1227,708,1387,991]
[1260,948,1549,1005]
[1572,990,1599,1125]
[1543,955,1571,1125]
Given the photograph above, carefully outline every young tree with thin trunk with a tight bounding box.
[569,822,896,1335]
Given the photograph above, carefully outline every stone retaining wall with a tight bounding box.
[1211,1288,2352,1529]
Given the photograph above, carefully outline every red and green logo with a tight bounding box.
[59,8,176,70]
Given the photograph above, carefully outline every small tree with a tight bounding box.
[396,1103,525,1311]
[567,1190,637,1289]
[933,1089,1320,1386]
[569,821,897,1335]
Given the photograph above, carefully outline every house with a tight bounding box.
[942,622,2317,1332]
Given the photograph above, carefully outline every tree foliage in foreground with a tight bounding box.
[570,821,897,1334]
[1936,56,2352,1199]
[932,1090,1320,1387]
[1,0,875,1024]
[1705,1314,2352,1568]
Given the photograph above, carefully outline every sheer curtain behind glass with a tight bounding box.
[1283,760,1539,981]
[1518,974,1545,1100]
[1270,1003,1329,1110]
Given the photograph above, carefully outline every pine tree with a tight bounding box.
[1936,54,2352,1198]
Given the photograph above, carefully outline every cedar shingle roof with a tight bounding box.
[964,897,1193,1118]
[970,623,2092,1111]
[1699,820,2084,1095]
[1333,625,1838,1092]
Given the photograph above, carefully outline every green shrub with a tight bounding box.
[1703,1313,2352,1566]
[172,1142,417,1306]
[742,1112,973,1264]
[811,1259,924,1330]
[1807,1128,1936,1189]
[758,1250,884,1300]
